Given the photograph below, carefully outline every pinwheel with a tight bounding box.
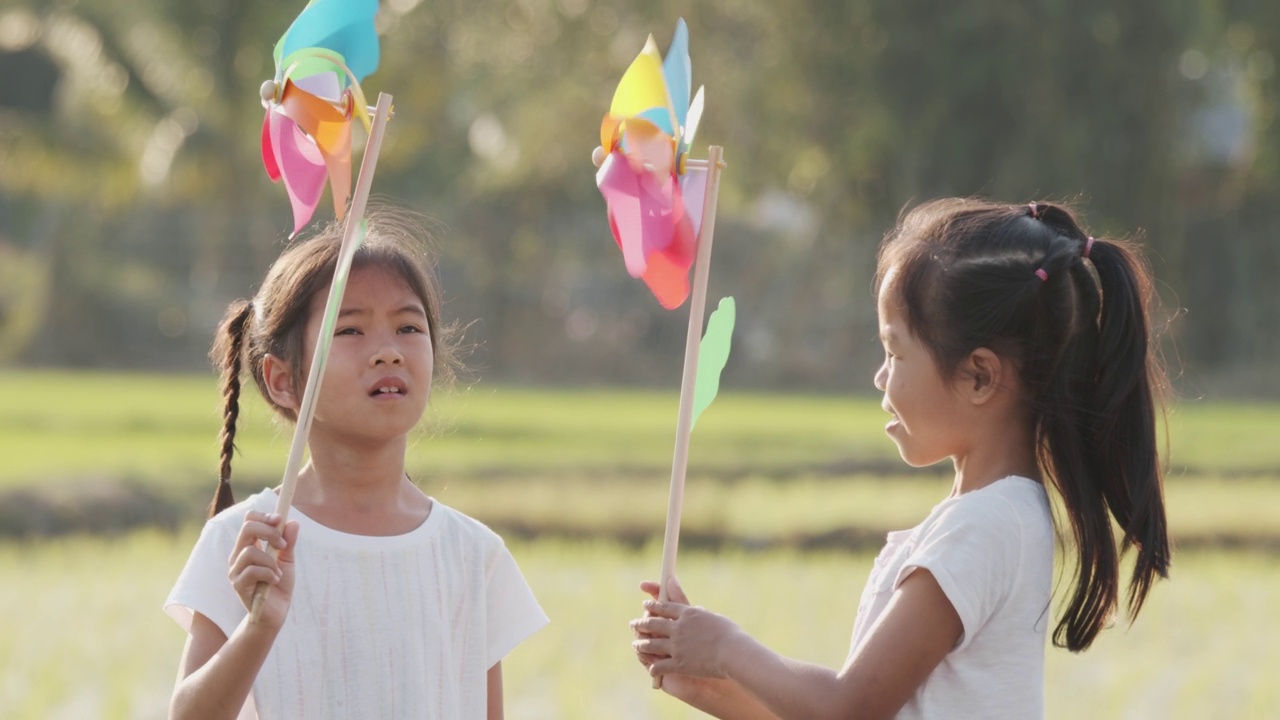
[593,18,709,311]
[249,0,395,621]
[592,21,732,685]
[259,0,380,236]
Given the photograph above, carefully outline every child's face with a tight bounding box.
[301,265,434,443]
[873,271,966,468]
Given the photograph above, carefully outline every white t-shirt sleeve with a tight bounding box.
[165,513,248,639]
[484,540,549,668]
[894,496,1020,652]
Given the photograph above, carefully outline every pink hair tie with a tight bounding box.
[1083,236,1095,258]
[1035,268,1049,282]
[1028,202,1040,219]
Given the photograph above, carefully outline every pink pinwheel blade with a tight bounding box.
[640,184,696,309]
[268,111,328,236]
[597,150,697,309]
[262,113,282,182]
[598,152,670,278]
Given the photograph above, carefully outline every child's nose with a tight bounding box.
[873,363,887,392]
[370,341,404,366]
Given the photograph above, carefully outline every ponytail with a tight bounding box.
[1030,225,1170,651]
[1084,239,1170,615]
[209,299,254,518]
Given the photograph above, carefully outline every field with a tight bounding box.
[1,371,1278,718]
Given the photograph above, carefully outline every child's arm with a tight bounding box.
[170,512,298,720]
[487,662,503,720]
[633,570,961,720]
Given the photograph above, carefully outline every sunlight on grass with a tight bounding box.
[1,371,1278,718]
[3,371,1278,494]
[1,532,1276,719]
[1044,550,1280,719]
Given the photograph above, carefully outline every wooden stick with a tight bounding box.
[683,158,726,170]
[653,145,725,688]
[249,92,395,622]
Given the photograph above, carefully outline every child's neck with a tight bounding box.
[290,435,432,535]
[949,418,1040,497]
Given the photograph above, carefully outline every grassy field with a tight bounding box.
[3,370,1280,491]
[1,532,1276,719]
[1,370,1277,548]
[0,370,1278,718]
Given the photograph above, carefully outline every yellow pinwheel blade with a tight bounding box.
[608,35,671,123]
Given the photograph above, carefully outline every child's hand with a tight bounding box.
[228,511,299,628]
[631,578,743,693]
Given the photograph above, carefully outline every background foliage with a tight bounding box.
[1,0,1276,392]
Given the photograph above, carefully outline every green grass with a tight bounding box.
[3,370,1279,495]
[3,370,1278,548]
[1,370,1278,717]
[0,531,1275,719]
[0,371,885,491]
[433,471,1280,552]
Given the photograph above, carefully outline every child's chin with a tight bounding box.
[894,445,941,469]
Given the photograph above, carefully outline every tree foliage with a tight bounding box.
[0,0,1276,393]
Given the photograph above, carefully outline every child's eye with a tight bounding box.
[399,325,424,334]
[335,327,360,336]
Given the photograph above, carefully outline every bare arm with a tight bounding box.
[170,514,298,720]
[487,662,503,720]
[170,612,280,719]
[635,570,961,720]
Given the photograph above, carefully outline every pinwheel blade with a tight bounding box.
[269,112,328,235]
[604,35,674,148]
[683,86,705,151]
[262,112,282,182]
[279,82,351,159]
[276,0,380,82]
[293,71,342,103]
[324,132,353,220]
[638,177,696,310]
[662,19,691,133]
[598,152,660,278]
[679,164,708,240]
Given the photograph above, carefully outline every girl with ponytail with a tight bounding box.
[631,198,1170,718]
[166,205,547,719]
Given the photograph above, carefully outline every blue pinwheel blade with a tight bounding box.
[661,18,691,135]
[280,0,380,81]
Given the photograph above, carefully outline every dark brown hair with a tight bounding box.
[207,205,456,517]
[875,198,1170,652]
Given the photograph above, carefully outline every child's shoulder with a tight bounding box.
[427,499,510,551]
[206,488,279,533]
[935,476,1051,537]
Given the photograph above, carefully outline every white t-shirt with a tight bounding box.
[848,476,1054,719]
[166,489,548,720]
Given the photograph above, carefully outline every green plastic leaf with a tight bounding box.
[692,296,735,428]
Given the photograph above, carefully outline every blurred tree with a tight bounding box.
[0,0,1276,394]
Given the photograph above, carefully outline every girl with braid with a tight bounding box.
[165,207,547,720]
[631,199,1171,719]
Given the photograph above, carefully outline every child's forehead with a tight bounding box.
[311,264,421,309]
[351,263,412,286]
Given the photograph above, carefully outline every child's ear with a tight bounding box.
[959,348,1004,405]
[262,353,300,411]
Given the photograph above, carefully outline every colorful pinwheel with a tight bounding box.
[259,0,380,236]
[593,22,732,687]
[595,18,707,310]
